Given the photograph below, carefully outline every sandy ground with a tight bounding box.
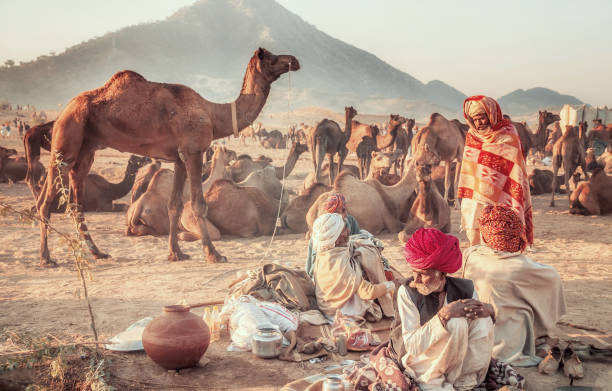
[1,112,611,390]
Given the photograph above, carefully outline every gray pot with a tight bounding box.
[252,327,282,359]
[322,375,345,391]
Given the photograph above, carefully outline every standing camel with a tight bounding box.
[550,125,588,207]
[23,120,54,198]
[312,106,357,185]
[392,118,415,175]
[506,111,559,158]
[411,113,464,203]
[35,47,299,267]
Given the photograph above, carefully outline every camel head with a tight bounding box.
[539,110,560,126]
[405,118,416,131]
[127,155,152,173]
[345,106,358,119]
[0,146,17,159]
[389,114,407,128]
[370,151,396,176]
[415,164,432,183]
[252,48,300,82]
[291,141,309,155]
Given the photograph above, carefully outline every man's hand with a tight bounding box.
[438,299,495,326]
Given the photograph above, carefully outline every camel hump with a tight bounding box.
[104,70,147,87]
[333,170,358,187]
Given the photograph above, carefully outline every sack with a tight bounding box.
[255,301,298,333]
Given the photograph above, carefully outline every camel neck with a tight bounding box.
[344,112,353,142]
[212,67,271,140]
[111,162,138,199]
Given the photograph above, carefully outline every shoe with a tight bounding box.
[562,345,584,379]
[538,345,562,374]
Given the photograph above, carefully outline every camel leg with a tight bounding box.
[328,154,335,186]
[26,156,41,200]
[443,161,451,202]
[337,149,347,181]
[550,159,560,207]
[69,148,109,260]
[37,159,65,267]
[167,161,189,262]
[182,150,227,263]
[453,160,461,209]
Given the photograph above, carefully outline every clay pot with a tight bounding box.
[142,305,210,370]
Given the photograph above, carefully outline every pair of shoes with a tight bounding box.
[562,345,584,379]
[538,345,562,374]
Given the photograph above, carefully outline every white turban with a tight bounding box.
[466,100,487,119]
[312,213,346,253]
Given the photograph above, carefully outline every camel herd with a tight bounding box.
[1,47,611,267]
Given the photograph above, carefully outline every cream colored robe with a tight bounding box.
[463,245,567,367]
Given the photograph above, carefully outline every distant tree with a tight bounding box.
[4,59,15,67]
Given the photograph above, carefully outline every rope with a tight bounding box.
[258,60,293,264]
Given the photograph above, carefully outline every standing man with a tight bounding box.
[457,95,533,246]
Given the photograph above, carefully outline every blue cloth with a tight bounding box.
[305,215,360,278]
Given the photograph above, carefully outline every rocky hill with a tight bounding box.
[497,87,582,115]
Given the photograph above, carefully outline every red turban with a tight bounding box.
[404,228,462,274]
[324,192,346,213]
[479,205,527,253]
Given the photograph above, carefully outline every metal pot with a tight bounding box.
[252,327,282,359]
[322,375,345,391]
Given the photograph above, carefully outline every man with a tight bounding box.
[391,228,495,391]
[305,192,360,277]
[464,205,566,367]
[311,213,394,319]
[458,95,533,247]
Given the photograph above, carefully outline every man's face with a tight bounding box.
[333,204,348,218]
[409,267,446,296]
[471,112,490,131]
[335,224,350,247]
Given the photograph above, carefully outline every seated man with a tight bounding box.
[391,228,495,391]
[464,205,566,367]
[305,192,360,278]
[311,213,394,320]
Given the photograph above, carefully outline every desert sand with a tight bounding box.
[1,110,611,390]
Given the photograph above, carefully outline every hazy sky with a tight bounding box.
[1,0,610,105]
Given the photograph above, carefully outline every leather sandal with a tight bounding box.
[562,345,584,379]
[538,345,562,374]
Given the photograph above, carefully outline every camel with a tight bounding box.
[235,166,289,207]
[204,179,279,237]
[0,146,18,180]
[411,113,464,203]
[356,135,377,179]
[346,114,405,153]
[551,125,589,207]
[306,157,417,235]
[239,124,257,145]
[392,118,415,175]
[227,141,307,182]
[430,163,456,202]
[36,47,299,266]
[23,120,54,198]
[312,106,358,185]
[529,168,565,195]
[126,145,234,237]
[302,162,360,191]
[131,160,162,203]
[365,150,403,186]
[507,111,560,158]
[398,164,450,242]
[278,182,331,234]
[569,166,612,215]
[261,129,287,149]
[450,119,469,139]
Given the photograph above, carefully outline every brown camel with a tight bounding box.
[529,168,565,195]
[356,135,377,179]
[204,179,279,237]
[411,113,464,203]
[430,163,456,202]
[365,150,402,185]
[227,141,306,182]
[550,125,589,207]
[450,119,469,139]
[506,111,560,158]
[131,160,162,203]
[36,47,299,266]
[235,166,289,207]
[302,162,360,190]
[0,146,18,180]
[126,145,234,237]
[346,114,404,153]
[261,129,287,149]
[239,124,257,145]
[392,118,415,175]
[279,182,331,234]
[23,120,54,198]
[312,106,358,185]
[569,166,612,215]
[306,158,417,235]
[398,164,451,242]
[545,122,563,154]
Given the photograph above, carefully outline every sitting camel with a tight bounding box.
[366,150,403,186]
[302,162,360,191]
[235,166,289,207]
[261,129,287,149]
[306,157,417,235]
[227,141,306,182]
[1,153,45,185]
[131,160,162,203]
[312,106,358,185]
[551,125,589,207]
[279,182,331,234]
[398,164,450,242]
[411,113,464,204]
[0,146,18,180]
[126,145,233,237]
[569,166,612,215]
[529,169,565,195]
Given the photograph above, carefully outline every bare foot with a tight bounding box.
[168,252,191,262]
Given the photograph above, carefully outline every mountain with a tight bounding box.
[498,87,583,115]
[0,0,466,119]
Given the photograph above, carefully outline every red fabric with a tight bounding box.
[479,205,527,253]
[463,95,513,132]
[324,192,346,213]
[403,228,462,274]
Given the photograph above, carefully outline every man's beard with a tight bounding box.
[409,276,445,296]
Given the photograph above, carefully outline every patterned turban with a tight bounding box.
[404,228,462,274]
[312,213,346,253]
[479,205,527,253]
[324,192,346,213]
[463,95,511,132]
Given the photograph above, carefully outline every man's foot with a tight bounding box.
[168,251,190,262]
[206,251,227,264]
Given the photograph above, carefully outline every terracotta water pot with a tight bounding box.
[142,305,210,370]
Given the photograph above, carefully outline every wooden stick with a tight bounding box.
[187,299,225,309]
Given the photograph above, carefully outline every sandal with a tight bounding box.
[538,345,562,374]
[562,345,584,379]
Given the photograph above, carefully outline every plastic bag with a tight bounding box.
[228,296,274,351]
